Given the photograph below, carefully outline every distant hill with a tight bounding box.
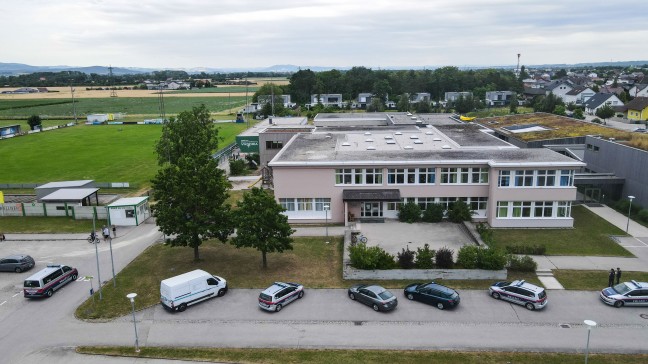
[0,63,155,76]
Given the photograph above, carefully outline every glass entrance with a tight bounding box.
[361,202,383,217]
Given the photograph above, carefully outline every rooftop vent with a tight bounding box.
[386,140,396,144]
[365,138,373,142]
[411,116,417,120]
[426,132,434,135]
[442,145,452,149]
[414,140,423,144]
[433,138,442,141]
[395,132,403,135]
[341,142,351,146]
[384,135,393,139]
[410,135,419,139]
[404,146,413,150]
[366,146,376,150]
[364,132,372,135]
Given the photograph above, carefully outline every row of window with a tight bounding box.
[389,197,488,211]
[440,167,489,184]
[498,170,574,187]
[335,167,489,185]
[496,201,572,218]
[279,198,331,212]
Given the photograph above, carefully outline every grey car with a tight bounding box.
[348,284,398,312]
[0,254,35,273]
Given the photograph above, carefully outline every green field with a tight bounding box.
[0,97,247,117]
[0,122,248,188]
[167,86,260,94]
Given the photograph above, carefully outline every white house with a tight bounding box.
[546,81,573,100]
[562,87,595,105]
[629,84,648,98]
[309,94,344,108]
[584,93,624,115]
[107,197,151,226]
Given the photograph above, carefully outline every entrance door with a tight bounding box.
[361,202,383,217]
[584,188,601,202]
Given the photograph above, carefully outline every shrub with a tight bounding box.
[591,118,602,124]
[505,244,546,255]
[27,115,42,130]
[414,244,435,269]
[435,247,454,269]
[447,200,473,223]
[456,245,479,269]
[398,202,422,223]
[639,209,648,223]
[614,199,642,215]
[507,255,538,272]
[244,153,260,168]
[349,243,396,270]
[397,246,416,269]
[422,203,444,223]
[476,222,494,245]
[229,159,247,176]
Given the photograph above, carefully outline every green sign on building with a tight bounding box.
[236,136,260,153]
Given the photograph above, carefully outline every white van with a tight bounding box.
[160,269,227,312]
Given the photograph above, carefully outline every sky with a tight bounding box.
[2,0,648,70]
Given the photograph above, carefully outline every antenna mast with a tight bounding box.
[109,65,117,97]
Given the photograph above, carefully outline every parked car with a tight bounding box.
[160,269,228,312]
[0,254,35,273]
[489,280,547,310]
[632,128,647,133]
[258,282,304,312]
[23,264,78,298]
[600,280,648,307]
[404,282,460,310]
[348,284,398,312]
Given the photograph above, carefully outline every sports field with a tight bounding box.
[0,122,248,188]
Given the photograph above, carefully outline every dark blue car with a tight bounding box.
[404,282,460,310]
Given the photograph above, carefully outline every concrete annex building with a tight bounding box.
[268,113,584,228]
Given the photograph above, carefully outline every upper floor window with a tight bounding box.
[388,168,435,185]
[335,168,383,185]
[441,167,488,184]
[498,169,575,188]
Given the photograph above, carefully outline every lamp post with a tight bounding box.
[92,209,102,300]
[626,195,635,234]
[584,320,597,364]
[126,293,140,353]
[323,204,330,238]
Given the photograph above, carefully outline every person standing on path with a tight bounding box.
[616,267,622,285]
[608,268,616,287]
[112,225,117,238]
[0,232,5,242]
[102,225,110,242]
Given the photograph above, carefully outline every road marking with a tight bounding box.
[0,301,6,306]
[12,293,20,298]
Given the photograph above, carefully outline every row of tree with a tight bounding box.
[151,105,294,267]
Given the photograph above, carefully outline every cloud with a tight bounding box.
[2,0,647,69]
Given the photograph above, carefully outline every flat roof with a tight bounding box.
[108,197,149,207]
[36,180,94,189]
[239,117,308,137]
[41,188,99,201]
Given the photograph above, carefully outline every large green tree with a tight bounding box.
[595,104,615,122]
[151,104,233,261]
[231,187,295,268]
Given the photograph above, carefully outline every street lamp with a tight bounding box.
[323,204,330,238]
[126,293,140,353]
[626,196,635,234]
[584,320,597,364]
[92,209,102,300]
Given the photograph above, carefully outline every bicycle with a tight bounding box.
[351,233,368,245]
[87,235,100,244]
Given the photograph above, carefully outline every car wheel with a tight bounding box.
[15,267,22,273]
[525,302,535,311]
[436,302,445,310]
[407,293,414,300]
[491,292,500,300]
[72,273,78,280]
[275,304,283,312]
[177,303,187,312]
[217,289,226,297]
[298,290,304,299]
[614,300,624,308]
[46,289,53,298]
[349,293,355,300]
[372,304,379,312]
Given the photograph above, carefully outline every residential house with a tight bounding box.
[257,95,295,108]
[309,94,343,108]
[485,91,513,106]
[444,92,472,102]
[599,85,625,96]
[562,86,595,105]
[584,93,624,115]
[353,93,374,109]
[629,84,648,98]
[622,97,648,121]
[411,93,431,103]
[545,80,573,100]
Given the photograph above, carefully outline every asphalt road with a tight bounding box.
[2,225,648,363]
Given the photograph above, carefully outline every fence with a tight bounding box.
[0,182,130,189]
[0,202,108,220]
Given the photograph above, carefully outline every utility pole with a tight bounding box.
[70,80,78,124]
[245,72,250,128]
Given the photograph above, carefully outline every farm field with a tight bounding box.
[0,122,248,188]
[167,86,260,94]
[0,96,247,118]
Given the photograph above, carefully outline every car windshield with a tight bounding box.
[259,293,272,301]
[378,290,393,300]
[24,280,40,288]
[538,290,547,299]
[612,283,632,295]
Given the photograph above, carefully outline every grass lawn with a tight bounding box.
[0,122,247,188]
[467,107,533,118]
[553,270,648,290]
[77,346,648,364]
[0,97,246,117]
[167,86,260,94]
[0,216,108,233]
[489,205,631,256]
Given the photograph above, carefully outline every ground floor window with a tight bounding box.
[496,201,572,218]
[280,197,330,212]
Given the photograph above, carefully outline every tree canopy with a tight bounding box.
[595,104,615,121]
[151,104,233,261]
[231,187,295,268]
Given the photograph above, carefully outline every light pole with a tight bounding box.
[626,195,635,234]
[126,293,140,353]
[584,319,597,364]
[323,204,330,238]
[92,209,103,300]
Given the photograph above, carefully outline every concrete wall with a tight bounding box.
[259,132,301,166]
[584,136,648,208]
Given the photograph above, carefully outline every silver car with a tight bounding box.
[600,280,648,307]
[0,254,35,273]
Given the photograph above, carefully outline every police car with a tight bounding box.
[600,280,648,308]
[258,282,304,312]
[489,280,548,310]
